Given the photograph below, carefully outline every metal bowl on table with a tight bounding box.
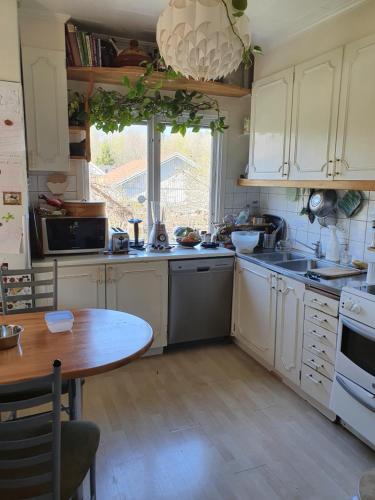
[0,325,23,350]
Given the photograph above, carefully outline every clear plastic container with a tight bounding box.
[45,311,74,333]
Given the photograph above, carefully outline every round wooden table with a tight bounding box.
[0,308,153,418]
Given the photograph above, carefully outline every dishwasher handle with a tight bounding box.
[197,266,210,272]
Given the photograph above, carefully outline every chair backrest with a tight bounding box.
[0,260,58,315]
[0,360,62,500]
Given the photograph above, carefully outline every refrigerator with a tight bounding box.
[0,80,29,270]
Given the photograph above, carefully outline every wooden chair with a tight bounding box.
[0,360,99,499]
[0,262,80,421]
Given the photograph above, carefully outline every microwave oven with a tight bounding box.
[40,217,108,255]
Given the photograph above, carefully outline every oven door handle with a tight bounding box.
[340,316,375,342]
[336,375,375,413]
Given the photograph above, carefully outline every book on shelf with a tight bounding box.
[65,22,102,67]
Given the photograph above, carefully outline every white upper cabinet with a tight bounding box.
[22,46,69,172]
[248,67,294,179]
[275,275,305,386]
[106,262,168,350]
[233,259,277,367]
[289,48,343,180]
[335,33,375,180]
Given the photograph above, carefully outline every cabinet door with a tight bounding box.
[106,262,168,349]
[57,265,106,310]
[22,46,69,172]
[289,48,343,180]
[275,275,305,386]
[233,259,277,367]
[248,68,294,179]
[335,34,375,180]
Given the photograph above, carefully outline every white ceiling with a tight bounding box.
[20,0,367,47]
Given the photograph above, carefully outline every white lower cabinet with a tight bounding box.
[57,265,106,309]
[233,259,277,367]
[275,275,305,385]
[106,262,168,350]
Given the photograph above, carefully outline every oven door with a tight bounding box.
[336,315,375,394]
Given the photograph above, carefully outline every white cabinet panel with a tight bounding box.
[233,259,277,367]
[22,46,69,172]
[336,33,375,180]
[289,48,343,180]
[106,262,168,350]
[275,275,305,385]
[248,67,294,179]
[57,265,105,310]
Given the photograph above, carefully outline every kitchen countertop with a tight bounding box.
[32,245,235,267]
[237,250,367,297]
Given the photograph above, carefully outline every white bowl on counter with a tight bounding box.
[231,231,260,254]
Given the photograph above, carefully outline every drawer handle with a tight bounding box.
[305,374,322,385]
[309,344,326,355]
[311,314,327,323]
[311,298,328,307]
[309,330,326,339]
[308,358,323,370]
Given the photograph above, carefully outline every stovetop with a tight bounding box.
[347,283,375,295]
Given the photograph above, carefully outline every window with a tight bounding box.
[88,119,222,243]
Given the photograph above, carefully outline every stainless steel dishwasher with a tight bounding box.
[168,257,234,345]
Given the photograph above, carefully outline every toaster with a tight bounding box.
[109,227,129,253]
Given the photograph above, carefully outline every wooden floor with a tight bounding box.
[83,343,375,500]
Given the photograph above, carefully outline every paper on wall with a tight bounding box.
[0,83,25,154]
[0,153,25,192]
[0,220,22,255]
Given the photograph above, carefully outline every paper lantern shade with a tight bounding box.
[156,0,251,81]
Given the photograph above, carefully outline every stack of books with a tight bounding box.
[65,22,102,67]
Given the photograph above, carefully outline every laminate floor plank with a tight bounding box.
[83,343,375,500]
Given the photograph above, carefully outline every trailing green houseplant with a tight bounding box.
[88,0,261,137]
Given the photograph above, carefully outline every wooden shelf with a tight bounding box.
[69,125,86,131]
[70,155,87,160]
[238,178,375,190]
[67,66,251,98]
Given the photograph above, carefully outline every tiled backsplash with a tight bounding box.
[27,163,82,207]
[228,185,375,262]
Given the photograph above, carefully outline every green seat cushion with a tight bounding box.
[0,420,100,499]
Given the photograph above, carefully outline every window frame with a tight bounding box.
[86,117,225,236]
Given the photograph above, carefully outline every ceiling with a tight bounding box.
[20,0,367,47]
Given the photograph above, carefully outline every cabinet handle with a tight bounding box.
[311,314,327,323]
[309,344,325,355]
[311,298,327,307]
[308,358,322,370]
[305,374,322,385]
[309,329,326,339]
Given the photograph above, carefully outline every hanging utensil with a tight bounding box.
[309,189,337,217]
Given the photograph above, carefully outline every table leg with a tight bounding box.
[70,378,83,421]
[71,378,84,500]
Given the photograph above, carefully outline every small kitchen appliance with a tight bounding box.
[128,218,145,249]
[330,284,375,447]
[108,227,129,254]
[39,216,108,255]
[149,202,170,251]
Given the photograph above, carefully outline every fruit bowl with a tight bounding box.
[176,238,201,248]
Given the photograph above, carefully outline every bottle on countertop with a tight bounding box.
[326,225,340,262]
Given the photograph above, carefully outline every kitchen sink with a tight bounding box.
[252,251,306,263]
[275,259,333,273]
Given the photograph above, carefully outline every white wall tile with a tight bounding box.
[349,220,367,241]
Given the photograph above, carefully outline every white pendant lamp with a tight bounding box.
[156,0,251,81]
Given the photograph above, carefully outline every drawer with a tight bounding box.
[305,306,338,333]
[301,364,332,408]
[303,320,337,350]
[302,349,335,381]
[304,290,339,317]
[303,331,336,365]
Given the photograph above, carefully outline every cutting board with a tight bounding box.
[312,267,363,279]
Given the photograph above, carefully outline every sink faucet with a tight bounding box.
[295,240,324,259]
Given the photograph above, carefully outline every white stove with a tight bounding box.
[330,285,375,447]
